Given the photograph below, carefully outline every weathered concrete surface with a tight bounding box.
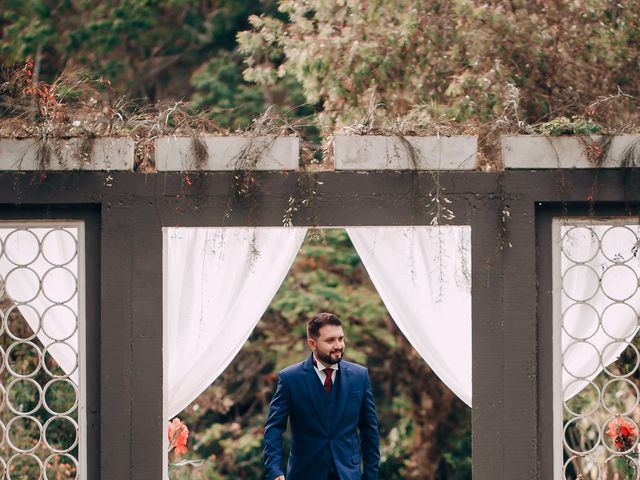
[334,135,477,170]
[155,135,299,171]
[0,137,134,170]
[502,134,640,168]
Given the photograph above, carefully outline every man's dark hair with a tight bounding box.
[307,312,342,339]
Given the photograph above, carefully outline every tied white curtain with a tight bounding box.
[0,227,79,384]
[165,227,307,417]
[561,225,640,400]
[346,226,473,406]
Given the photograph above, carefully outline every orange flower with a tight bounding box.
[606,417,638,450]
[168,417,189,456]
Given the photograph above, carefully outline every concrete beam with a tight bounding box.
[502,134,640,169]
[0,137,134,171]
[334,135,477,170]
[155,135,299,171]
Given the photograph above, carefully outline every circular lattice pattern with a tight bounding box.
[43,416,79,454]
[6,341,42,378]
[0,226,81,477]
[563,417,601,455]
[560,223,640,478]
[4,303,39,341]
[41,229,77,267]
[44,453,79,480]
[562,226,600,263]
[5,267,41,303]
[4,230,40,266]
[601,379,640,417]
[43,379,78,416]
[7,453,43,480]
[601,226,639,263]
[6,416,43,453]
[602,302,639,340]
[6,378,43,416]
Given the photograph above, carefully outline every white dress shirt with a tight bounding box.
[312,355,339,384]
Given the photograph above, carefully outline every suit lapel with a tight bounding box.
[330,361,351,433]
[302,354,330,432]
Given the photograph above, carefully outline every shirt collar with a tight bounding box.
[312,355,339,371]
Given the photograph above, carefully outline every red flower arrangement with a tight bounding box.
[606,417,638,451]
[168,417,189,456]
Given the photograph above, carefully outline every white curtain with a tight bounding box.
[347,226,473,406]
[0,227,79,383]
[560,225,640,400]
[164,227,307,417]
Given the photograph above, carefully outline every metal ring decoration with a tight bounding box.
[603,454,640,480]
[0,344,5,376]
[562,226,601,264]
[41,304,78,342]
[4,303,41,341]
[42,416,79,454]
[5,340,42,378]
[562,379,601,418]
[3,229,41,267]
[43,452,79,480]
[600,263,639,302]
[560,223,640,476]
[561,302,601,341]
[6,416,43,454]
[6,452,43,480]
[0,383,7,412]
[603,340,640,378]
[562,416,602,456]
[0,420,6,448]
[600,225,640,264]
[561,264,601,302]
[4,266,42,304]
[6,377,43,416]
[41,228,78,267]
[562,340,601,379]
[601,301,640,341]
[42,378,78,416]
[601,378,640,416]
[563,455,600,480]
[42,341,78,379]
[0,226,82,474]
[40,266,78,304]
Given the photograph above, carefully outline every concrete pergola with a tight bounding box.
[1,133,639,479]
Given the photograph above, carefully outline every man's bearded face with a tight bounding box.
[311,324,345,366]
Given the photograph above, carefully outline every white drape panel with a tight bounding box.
[0,227,79,383]
[165,227,307,417]
[346,226,473,406]
[561,225,640,400]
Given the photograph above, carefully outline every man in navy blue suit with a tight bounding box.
[263,312,380,480]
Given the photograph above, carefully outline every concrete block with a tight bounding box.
[502,134,640,169]
[0,137,134,171]
[333,135,477,170]
[155,136,299,171]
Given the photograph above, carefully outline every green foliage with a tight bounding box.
[0,0,296,129]
[530,117,603,136]
[239,1,640,129]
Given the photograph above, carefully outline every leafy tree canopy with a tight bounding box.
[239,1,640,130]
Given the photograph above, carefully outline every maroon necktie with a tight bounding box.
[323,368,333,394]
[313,358,333,394]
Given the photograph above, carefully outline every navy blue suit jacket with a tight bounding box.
[263,354,380,480]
